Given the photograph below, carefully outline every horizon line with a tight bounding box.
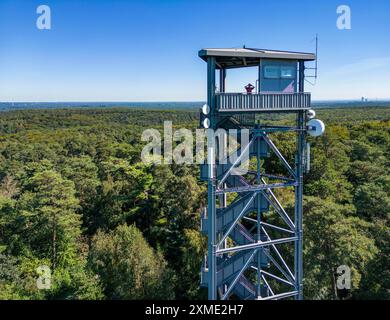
[2,99,390,104]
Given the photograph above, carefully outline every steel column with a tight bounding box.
[299,61,305,93]
[294,110,305,299]
[220,68,226,93]
[207,57,217,300]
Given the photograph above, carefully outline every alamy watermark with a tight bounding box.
[36,5,51,30]
[141,121,250,175]
[34,5,350,32]
[36,265,51,290]
[336,265,351,290]
[337,5,351,30]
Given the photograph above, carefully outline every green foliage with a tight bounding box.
[0,254,27,299]
[0,254,48,300]
[48,263,104,300]
[89,224,175,299]
[178,229,207,299]
[17,169,81,269]
[358,224,390,299]
[0,106,389,300]
[354,182,390,220]
[303,197,377,299]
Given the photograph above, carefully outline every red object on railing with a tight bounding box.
[245,83,255,94]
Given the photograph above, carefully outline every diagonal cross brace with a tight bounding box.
[261,226,296,284]
[260,190,295,231]
[217,192,258,248]
[261,177,295,230]
[221,249,258,300]
[217,135,255,189]
[262,134,297,179]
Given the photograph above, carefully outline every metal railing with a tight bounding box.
[216,92,311,111]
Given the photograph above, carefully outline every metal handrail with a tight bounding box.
[216,92,311,95]
[215,92,311,111]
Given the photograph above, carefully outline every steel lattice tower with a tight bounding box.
[199,48,323,300]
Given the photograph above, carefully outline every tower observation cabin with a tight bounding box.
[198,47,324,301]
[199,47,316,112]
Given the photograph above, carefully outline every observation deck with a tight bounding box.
[216,92,311,112]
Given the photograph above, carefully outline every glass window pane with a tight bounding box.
[264,66,280,79]
[281,67,295,78]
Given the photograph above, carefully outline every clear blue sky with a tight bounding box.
[0,0,389,102]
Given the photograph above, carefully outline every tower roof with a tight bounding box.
[199,47,316,69]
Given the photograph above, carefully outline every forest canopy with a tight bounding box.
[0,106,389,300]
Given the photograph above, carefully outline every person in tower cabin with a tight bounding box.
[245,83,255,94]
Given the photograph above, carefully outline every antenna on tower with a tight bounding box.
[305,34,319,85]
[314,33,318,79]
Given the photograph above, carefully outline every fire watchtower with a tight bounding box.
[198,47,324,300]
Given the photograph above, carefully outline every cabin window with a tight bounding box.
[281,67,295,79]
[264,66,280,79]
